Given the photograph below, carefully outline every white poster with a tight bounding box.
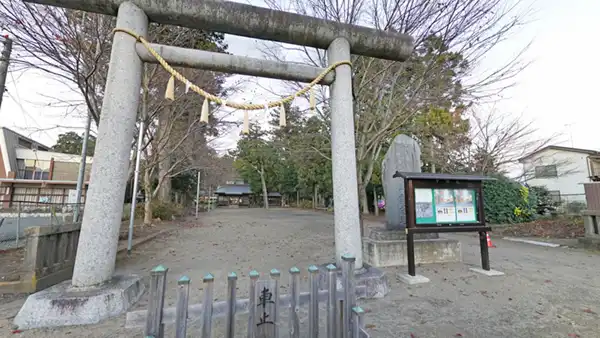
[454,189,476,222]
[434,189,456,223]
[414,188,434,220]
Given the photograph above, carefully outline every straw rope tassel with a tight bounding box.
[242,110,249,134]
[165,75,175,100]
[279,103,286,127]
[200,99,209,123]
[309,87,316,112]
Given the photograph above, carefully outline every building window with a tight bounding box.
[534,165,558,178]
[17,138,33,149]
[16,159,51,180]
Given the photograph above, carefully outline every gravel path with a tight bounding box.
[0,208,599,337]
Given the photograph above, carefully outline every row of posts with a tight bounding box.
[141,255,368,338]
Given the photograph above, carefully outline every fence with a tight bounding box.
[0,202,84,247]
[0,222,81,293]
[0,184,88,209]
[126,255,370,338]
[554,194,587,214]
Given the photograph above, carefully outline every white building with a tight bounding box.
[519,145,600,203]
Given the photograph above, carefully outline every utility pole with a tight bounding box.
[0,35,13,111]
[73,114,92,222]
[127,119,144,255]
[195,169,201,218]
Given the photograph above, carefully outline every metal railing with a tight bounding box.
[0,202,84,248]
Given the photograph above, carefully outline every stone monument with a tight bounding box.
[362,134,462,267]
[381,134,422,231]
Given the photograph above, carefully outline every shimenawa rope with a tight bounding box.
[113,28,351,130]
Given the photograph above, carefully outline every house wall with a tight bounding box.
[0,128,53,174]
[14,148,93,181]
[522,149,590,200]
[14,148,93,164]
[0,144,6,179]
[52,161,92,181]
[0,128,17,175]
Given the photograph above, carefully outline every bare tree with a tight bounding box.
[466,109,570,180]
[137,64,238,223]
[0,1,113,124]
[259,0,533,213]
[0,2,240,222]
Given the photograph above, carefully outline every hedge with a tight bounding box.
[483,175,537,224]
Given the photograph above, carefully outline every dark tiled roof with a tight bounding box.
[214,184,282,196]
[215,184,251,195]
[518,145,600,162]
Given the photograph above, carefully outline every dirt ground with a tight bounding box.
[0,249,24,283]
[1,208,599,337]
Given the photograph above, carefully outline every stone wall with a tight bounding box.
[0,223,80,293]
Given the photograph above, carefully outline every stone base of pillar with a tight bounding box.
[316,263,389,299]
[368,228,439,240]
[363,229,461,268]
[13,275,144,330]
[578,236,600,250]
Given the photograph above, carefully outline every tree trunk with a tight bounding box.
[359,184,369,215]
[430,140,436,173]
[157,110,171,203]
[296,190,299,207]
[374,190,379,216]
[260,165,269,210]
[313,185,319,209]
[143,167,153,226]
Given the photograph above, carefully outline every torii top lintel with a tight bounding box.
[23,0,414,61]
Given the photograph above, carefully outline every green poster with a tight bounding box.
[415,188,477,224]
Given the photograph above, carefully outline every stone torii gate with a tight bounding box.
[14,0,413,329]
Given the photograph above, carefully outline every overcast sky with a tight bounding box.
[0,0,599,154]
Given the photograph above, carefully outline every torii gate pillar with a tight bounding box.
[14,3,149,329]
[327,37,363,268]
[14,0,413,329]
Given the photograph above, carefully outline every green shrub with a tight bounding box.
[528,186,559,215]
[483,175,536,224]
[298,200,313,209]
[122,200,184,221]
[150,200,184,220]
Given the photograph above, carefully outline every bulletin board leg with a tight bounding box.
[407,231,416,276]
[479,231,490,271]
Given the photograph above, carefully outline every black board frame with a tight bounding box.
[393,172,495,276]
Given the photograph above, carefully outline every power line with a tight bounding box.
[5,71,55,142]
